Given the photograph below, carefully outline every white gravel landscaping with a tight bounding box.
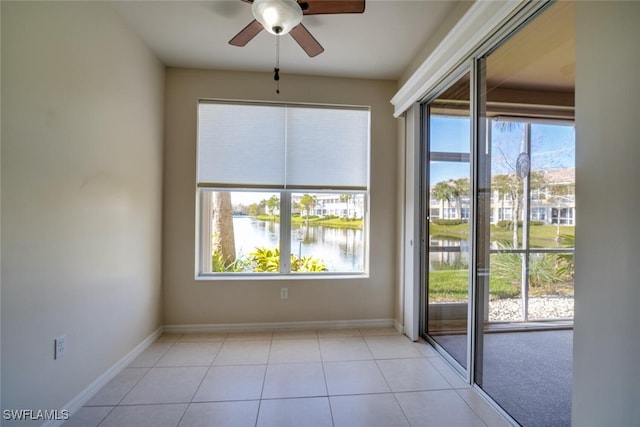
[489,296,574,321]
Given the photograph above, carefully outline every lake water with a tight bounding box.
[233,216,365,272]
[429,237,470,271]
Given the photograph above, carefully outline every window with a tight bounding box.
[552,207,574,225]
[530,207,547,221]
[498,207,512,221]
[443,207,457,219]
[531,189,547,200]
[196,100,370,277]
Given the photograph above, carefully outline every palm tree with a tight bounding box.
[432,181,455,220]
[298,194,317,225]
[493,171,547,247]
[259,199,268,215]
[452,178,470,220]
[266,195,279,220]
[212,192,236,265]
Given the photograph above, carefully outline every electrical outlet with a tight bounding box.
[55,335,66,360]
[280,287,288,300]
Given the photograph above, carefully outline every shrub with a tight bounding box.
[432,219,464,226]
[490,243,573,295]
[496,220,544,229]
[291,255,328,272]
[211,251,250,272]
[248,247,328,272]
[248,247,280,272]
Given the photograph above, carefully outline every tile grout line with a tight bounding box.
[109,340,178,410]
[94,406,117,427]
[92,337,180,427]
[172,403,190,427]
[113,366,153,408]
[254,334,274,427]
[317,336,336,427]
[371,355,413,427]
[452,388,493,427]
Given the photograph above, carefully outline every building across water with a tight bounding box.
[429,167,575,225]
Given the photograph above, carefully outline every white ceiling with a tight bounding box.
[112,0,463,80]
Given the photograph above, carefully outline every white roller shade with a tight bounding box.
[197,102,286,187]
[286,106,369,189]
[197,101,369,190]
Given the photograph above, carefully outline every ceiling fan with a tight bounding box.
[229,0,366,57]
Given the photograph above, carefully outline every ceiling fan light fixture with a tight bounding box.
[252,0,303,35]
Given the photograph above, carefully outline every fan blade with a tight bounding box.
[299,0,365,15]
[229,20,263,47]
[289,23,324,57]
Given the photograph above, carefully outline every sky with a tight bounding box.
[429,116,575,184]
[230,191,278,206]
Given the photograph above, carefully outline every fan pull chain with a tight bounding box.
[274,36,280,94]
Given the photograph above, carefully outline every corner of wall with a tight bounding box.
[0,0,4,414]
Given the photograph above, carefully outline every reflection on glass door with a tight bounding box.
[473,2,576,426]
[425,72,471,369]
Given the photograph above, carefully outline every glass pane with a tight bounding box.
[429,116,471,153]
[290,192,366,273]
[426,71,471,370]
[203,190,281,273]
[474,2,575,426]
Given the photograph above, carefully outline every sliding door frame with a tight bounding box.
[420,63,473,380]
[419,0,557,412]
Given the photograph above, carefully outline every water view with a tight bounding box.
[233,216,364,272]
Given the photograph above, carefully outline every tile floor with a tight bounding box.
[63,327,511,427]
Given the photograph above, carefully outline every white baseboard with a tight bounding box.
[394,319,405,335]
[164,318,395,334]
[42,327,164,427]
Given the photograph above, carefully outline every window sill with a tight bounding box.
[195,272,369,281]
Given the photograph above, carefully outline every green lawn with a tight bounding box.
[430,222,575,248]
[429,270,519,302]
[254,215,363,229]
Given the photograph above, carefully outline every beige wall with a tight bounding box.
[163,68,398,326]
[1,1,164,421]
[573,2,640,425]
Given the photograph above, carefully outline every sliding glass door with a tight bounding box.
[474,115,575,427]
[422,2,575,425]
[424,72,471,370]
